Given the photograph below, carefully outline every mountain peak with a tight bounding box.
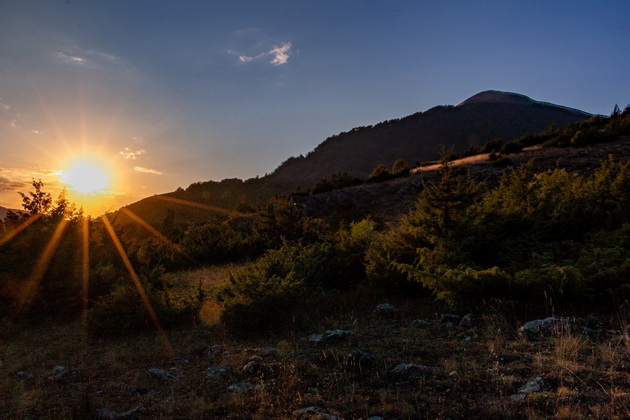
[457,90,535,107]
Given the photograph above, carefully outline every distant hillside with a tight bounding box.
[118,91,591,226]
[266,91,590,189]
[0,206,20,220]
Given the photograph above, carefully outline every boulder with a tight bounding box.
[510,377,548,401]
[96,404,144,420]
[389,363,435,378]
[293,406,340,419]
[459,313,474,328]
[346,349,374,369]
[147,368,170,381]
[49,365,70,382]
[205,364,236,381]
[374,303,399,314]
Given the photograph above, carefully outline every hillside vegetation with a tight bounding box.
[1,101,629,419]
[119,91,590,226]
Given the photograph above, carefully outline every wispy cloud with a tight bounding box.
[0,175,26,191]
[55,51,88,65]
[235,42,293,66]
[54,47,118,68]
[119,147,146,160]
[134,166,163,175]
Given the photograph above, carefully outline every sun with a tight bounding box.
[60,159,110,194]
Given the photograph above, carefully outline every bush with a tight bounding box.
[88,280,200,337]
[216,243,341,334]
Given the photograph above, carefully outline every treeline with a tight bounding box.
[2,110,630,337]
[460,104,630,158]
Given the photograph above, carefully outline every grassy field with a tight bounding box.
[1,277,629,419]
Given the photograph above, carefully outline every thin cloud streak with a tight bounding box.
[134,166,163,175]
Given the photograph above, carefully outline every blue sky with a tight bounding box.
[1,0,629,213]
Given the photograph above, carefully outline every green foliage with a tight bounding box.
[216,242,340,333]
[368,155,630,303]
[309,172,363,194]
[88,279,200,337]
[391,159,411,175]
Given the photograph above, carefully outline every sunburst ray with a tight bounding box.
[100,215,174,357]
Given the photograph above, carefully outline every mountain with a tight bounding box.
[0,206,16,220]
[265,90,590,189]
[118,91,591,225]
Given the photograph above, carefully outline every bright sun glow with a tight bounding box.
[60,160,110,194]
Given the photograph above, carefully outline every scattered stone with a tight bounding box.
[49,365,70,382]
[440,314,460,326]
[168,367,183,378]
[510,377,548,401]
[226,382,267,393]
[367,417,384,420]
[346,349,374,369]
[456,332,472,341]
[293,406,340,419]
[302,333,324,344]
[374,303,399,314]
[205,344,223,357]
[412,319,432,327]
[257,347,277,357]
[323,329,351,342]
[389,363,433,378]
[518,317,571,338]
[205,364,236,381]
[459,313,474,328]
[96,404,145,420]
[242,360,264,376]
[16,371,33,379]
[169,357,189,365]
[448,370,458,377]
[147,368,170,381]
[301,330,351,344]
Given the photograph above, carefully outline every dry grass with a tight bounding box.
[1,292,629,419]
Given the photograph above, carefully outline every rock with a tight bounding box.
[206,364,236,381]
[518,317,572,338]
[346,349,374,369]
[301,333,324,344]
[205,344,223,357]
[242,360,264,375]
[16,371,33,379]
[459,313,474,328]
[323,329,351,342]
[510,377,548,401]
[301,330,351,345]
[440,313,460,326]
[49,365,69,382]
[226,382,267,393]
[169,357,189,365]
[367,417,385,420]
[96,404,145,420]
[374,303,399,314]
[412,319,432,327]
[389,363,433,378]
[293,406,340,419]
[456,332,472,341]
[147,368,170,381]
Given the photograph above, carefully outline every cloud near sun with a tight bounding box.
[238,42,292,65]
[119,148,146,160]
[134,166,163,175]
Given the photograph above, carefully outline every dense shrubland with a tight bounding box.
[2,111,630,336]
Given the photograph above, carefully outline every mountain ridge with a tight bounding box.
[119,91,592,225]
